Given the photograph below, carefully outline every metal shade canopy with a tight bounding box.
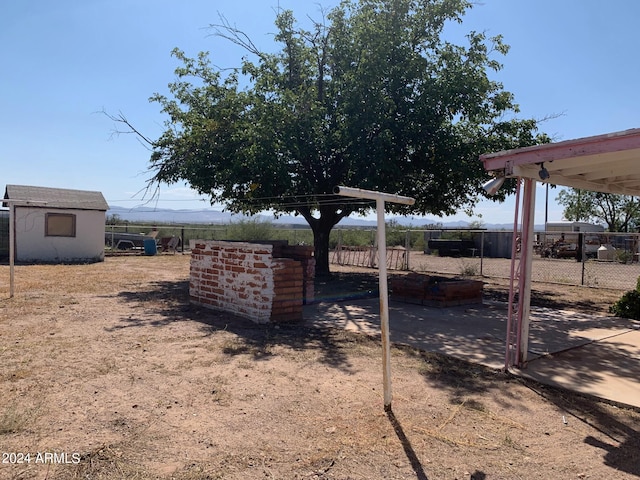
[481,128,640,196]
[480,127,640,369]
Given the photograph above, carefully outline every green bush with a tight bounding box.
[609,277,640,319]
[330,228,376,248]
[385,220,407,247]
[270,227,313,246]
[225,218,274,241]
[615,249,634,264]
[410,230,424,251]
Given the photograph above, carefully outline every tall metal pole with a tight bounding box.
[334,186,415,410]
[376,197,392,407]
[4,200,48,298]
[9,203,15,298]
[545,182,549,227]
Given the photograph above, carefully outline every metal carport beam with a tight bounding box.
[480,128,640,196]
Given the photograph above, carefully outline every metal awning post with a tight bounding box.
[3,200,48,298]
[9,202,15,298]
[504,178,536,368]
[334,186,415,410]
[517,178,536,365]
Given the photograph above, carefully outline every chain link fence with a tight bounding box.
[331,228,640,291]
[104,223,640,291]
[104,223,316,252]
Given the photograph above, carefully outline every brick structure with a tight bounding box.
[189,240,315,323]
[390,273,483,307]
[271,241,315,304]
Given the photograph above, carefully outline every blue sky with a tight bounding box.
[2,0,638,225]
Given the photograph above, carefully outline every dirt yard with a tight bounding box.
[1,254,639,479]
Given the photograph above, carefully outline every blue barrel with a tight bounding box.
[143,238,157,256]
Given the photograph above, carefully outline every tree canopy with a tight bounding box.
[139,0,547,274]
[557,188,640,232]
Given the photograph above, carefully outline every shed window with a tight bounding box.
[45,213,76,237]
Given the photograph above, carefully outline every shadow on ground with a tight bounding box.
[108,273,640,478]
[105,278,381,374]
[522,381,640,477]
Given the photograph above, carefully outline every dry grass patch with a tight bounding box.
[0,402,42,435]
[0,256,639,479]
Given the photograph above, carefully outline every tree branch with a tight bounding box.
[99,108,168,205]
[207,13,264,59]
[100,109,154,150]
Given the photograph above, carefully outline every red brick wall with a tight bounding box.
[271,258,303,322]
[189,240,314,323]
[273,244,315,304]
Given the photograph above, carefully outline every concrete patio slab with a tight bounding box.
[304,298,640,408]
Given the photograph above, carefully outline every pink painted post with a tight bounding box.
[516,178,536,365]
[505,179,522,369]
[504,178,537,368]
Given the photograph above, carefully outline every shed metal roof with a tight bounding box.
[3,185,109,211]
[480,128,640,196]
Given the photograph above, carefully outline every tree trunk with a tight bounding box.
[313,225,332,277]
[298,206,345,278]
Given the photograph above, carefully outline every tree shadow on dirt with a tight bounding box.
[107,273,640,476]
[314,272,380,302]
[535,291,608,314]
[407,347,640,476]
[484,282,616,315]
[522,381,640,477]
[403,345,517,406]
[106,279,373,374]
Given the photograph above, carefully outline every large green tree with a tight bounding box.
[557,188,640,232]
[135,0,546,275]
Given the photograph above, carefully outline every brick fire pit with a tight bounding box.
[390,273,483,307]
[189,240,314,323]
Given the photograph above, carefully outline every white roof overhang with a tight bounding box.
[480,128,640,197]
[480,128,640,371]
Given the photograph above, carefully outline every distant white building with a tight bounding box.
[3,185,109,263]
[545,221,605,233]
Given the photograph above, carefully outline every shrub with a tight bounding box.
[459,259,479,277]
[330,228,376,248]
[609,277,640,319]
[225,218,274,241]
[615,249,634,264]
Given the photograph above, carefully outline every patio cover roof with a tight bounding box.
[480,128,640,197]
[479,127,640,369]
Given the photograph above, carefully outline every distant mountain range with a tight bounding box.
[107,205,526,230]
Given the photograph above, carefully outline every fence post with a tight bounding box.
[480,231,484,276]
[580,233,585,285]
[371,231,378,268]
[404,230,410,270]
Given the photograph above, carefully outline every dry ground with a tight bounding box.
[1,254,639,480]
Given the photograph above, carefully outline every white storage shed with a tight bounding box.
[3,185,109,263]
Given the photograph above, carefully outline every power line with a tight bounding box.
[107,192,376,210]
